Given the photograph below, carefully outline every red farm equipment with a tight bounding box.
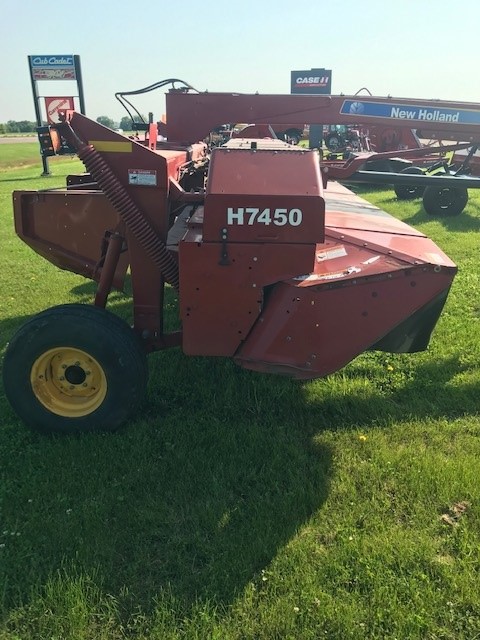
[5,80,480,434]
[163,88,480,216]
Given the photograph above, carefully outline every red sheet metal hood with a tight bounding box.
[234,181,456,379]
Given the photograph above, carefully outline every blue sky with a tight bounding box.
[1,0,479,123]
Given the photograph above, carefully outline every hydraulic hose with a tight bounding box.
[78,144,180,291]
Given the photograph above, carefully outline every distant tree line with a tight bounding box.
[0,115,147,135]
[0,121,38,134]
[97,116,147,131]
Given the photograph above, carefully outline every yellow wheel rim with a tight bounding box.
[30,347,107,418]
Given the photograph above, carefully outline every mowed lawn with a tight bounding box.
[0,143,479,639]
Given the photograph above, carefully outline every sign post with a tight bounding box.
[28,55,86,175]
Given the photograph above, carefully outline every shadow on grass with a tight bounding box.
[404,206,480,232]
[0,294,477,619]
[364,191,480,232]
[0,176,52,184]
[0,299,331,617]
[301,354,479,430]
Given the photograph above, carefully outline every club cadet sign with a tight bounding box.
[27,54,86,175]
[29,55,76,80]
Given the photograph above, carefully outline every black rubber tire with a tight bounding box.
[422,185,469,217]
[2,304,148,434]
[394,166,425,200]
[325,133,345,152]
[285,129,301,145]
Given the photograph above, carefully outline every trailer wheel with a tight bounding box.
[422,185,468,216]
[3,304,148,434]
[285,129,301,145]
[394,166,425,200]
[325,133,345,152]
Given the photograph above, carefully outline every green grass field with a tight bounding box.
[0,143,479,639]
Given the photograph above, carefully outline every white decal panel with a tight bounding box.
[316,246,347,262]
[226,207,303,226]
[128,169,157,186]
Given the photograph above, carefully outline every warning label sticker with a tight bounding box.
[128,169,157,186]
[316,245,347,262]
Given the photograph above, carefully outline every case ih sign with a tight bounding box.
[291,68,332,94]
[29,55,76,81]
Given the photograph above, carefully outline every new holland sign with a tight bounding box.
[340,100,480,125]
